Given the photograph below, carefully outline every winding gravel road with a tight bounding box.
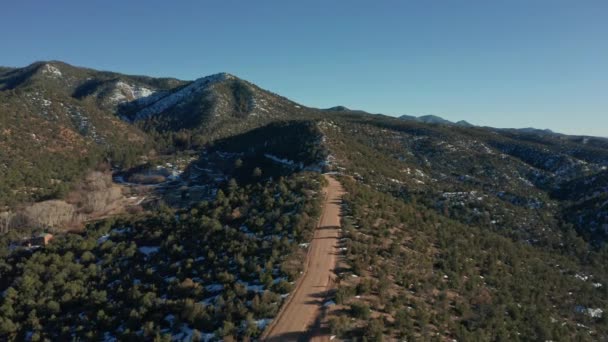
[261,175,344,341]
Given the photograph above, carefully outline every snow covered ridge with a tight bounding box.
[132,72,235,120]
[108,81,156,104]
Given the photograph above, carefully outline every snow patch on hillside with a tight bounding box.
[205,284,224,292]
[575,306,603,318]
[264,154,300,168]
[138,246,160,256]
[41,64,62,77]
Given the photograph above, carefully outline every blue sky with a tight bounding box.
[2,0,607,136]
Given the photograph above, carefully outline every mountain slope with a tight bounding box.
[124,72,313,146]
[319,113,608,245]
[0,61,315,206]
[0,62,157,205]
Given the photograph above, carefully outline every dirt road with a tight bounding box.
[261,174,344,342]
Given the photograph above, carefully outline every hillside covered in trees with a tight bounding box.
[327,177,608,340]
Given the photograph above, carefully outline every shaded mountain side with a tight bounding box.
[561,194,608,243]
[553,170,608,201]
[209,120,326,167]
[173,121,329,189]
[551,170,608,243]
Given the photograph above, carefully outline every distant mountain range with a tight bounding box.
[399,114,474,127]
[324,105,562,134]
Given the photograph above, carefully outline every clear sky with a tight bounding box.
[2,0,607,136]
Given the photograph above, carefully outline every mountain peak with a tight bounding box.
[325,105,350,111]
[197,72,236,83]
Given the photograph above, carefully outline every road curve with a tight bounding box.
[261,175,344,342]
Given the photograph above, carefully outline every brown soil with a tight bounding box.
[261,175,345,342]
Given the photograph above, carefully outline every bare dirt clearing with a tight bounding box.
[262,174,344,341]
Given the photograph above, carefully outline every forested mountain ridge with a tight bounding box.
[2,61,608,340]
[122,72,310,138]
[0,61,314,207]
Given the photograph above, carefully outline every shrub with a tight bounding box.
[350,302,370,319]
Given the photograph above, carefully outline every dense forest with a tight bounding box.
[0,172,323,340]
